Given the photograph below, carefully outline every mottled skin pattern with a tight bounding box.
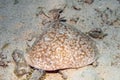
[25,21,97,71]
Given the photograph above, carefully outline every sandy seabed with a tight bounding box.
[0,0,120,80]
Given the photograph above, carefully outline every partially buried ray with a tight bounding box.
[25,21,98,71]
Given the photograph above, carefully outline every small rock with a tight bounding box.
[84,0,94,4]
[87,28,107,39]
[12,49,31,77]
[29,69,45,80]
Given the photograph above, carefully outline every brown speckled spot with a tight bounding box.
[25,21,98,71]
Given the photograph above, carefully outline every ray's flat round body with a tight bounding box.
[25,22,97,71]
